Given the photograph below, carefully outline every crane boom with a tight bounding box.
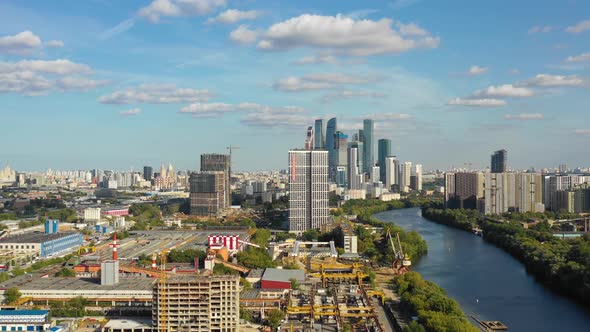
[396,233,404,259]
[386,229,398,258]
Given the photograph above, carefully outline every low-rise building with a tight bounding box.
[260,268,305,290]
[0,309,50,331]
[0,232,83,258]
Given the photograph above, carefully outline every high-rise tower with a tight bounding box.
[491,149,507,173]
[362,119,374,174]
[377,139,391,183]
[326,118,337,180]
[314,119,325,150]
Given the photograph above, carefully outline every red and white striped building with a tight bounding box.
[207,235,241,251]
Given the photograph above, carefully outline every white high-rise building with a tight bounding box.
[371,166,380,183]
[347,147,363,190]
[414,164,423,191]
[483,173,544,215]
[385,156,398,191]
[399,162,412,193]
[288,150,330,233]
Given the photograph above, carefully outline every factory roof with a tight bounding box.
[0,231,79,244]
[104,318,152,329]
[262,268,305,283]
[0,310,49,316]
[0,275,154,292]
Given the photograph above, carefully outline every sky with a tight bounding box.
[1,0,589,172]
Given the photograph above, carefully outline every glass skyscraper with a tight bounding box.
[378,139,391,183]
[491,149,507,173]
[314,119,324,149]
[326,118,337,179]
[362,119,374,174]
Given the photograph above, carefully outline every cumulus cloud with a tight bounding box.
[397,22,428,36]
[294,55,338,65]
[504,113,544,120]
[528,26,553,34]
[468,65,488,76]
[256,14,439,56]
[0,31,42,55]
[229,25,258,44]
[321,90,387,103]
[566,20,590,33]
[179,101,310,126]
[138,0,226,22]
[447,98,506,107]
[574,129,590,135]
[208,9,260,24]
[566,52,590,63]
[473,84,535,98]
[524,74,586,87]
[99,84,212,104]
[0,59,101,95]
[274,73,382,92]
[45,40,64,48]
[120,108,142,116]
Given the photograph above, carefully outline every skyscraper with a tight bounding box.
[288,150,330,233]
[491,149,507,173]
[304,126,314,150]
[362,119,374,174]
[335,131,348,187]
[444,172,485,209]
[483,172,544,214]
[143,166,153,181]
[347,146,363,190]
[377,139,391,183]
[314,119,325,150]
[399,161,412,193]
[326,118,337,180]
[200,154,231,207]
[385,156,398,191]
[189,171,226,217]
[413,164,423,191]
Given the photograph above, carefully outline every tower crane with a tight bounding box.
[386,229,411,275]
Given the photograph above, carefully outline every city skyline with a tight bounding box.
[1,0,590,171]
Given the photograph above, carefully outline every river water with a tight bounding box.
[375,207,590,332]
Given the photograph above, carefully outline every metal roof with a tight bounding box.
[261,268,305,283]
[0,310,49,316]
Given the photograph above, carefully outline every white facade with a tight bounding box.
[288,150,330,233]
[343,235,358,254]
[84,207,101,222]
[483,173,544,215]
[385,156,398,190]
[414,164,423,191]
[399,162,412,193]
[380,193,401,201]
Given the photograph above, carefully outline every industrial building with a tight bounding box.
[0,309,50,331]
[0,220,83,258]
[152,275,240,332]
[260,268,305,290]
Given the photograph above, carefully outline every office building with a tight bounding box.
[347,147,363,190]
[335,166,347,188]
[189,172,226,217]
[304,126,314,150]
[482,173,544,215]
[491,149,507,173]
[371,166,380,183]
[334,131,348,186]
[288,150,330,233]
[314,119,324,150]
[377,139,391,183]
[152,275,240,332]
[444,172,485,209]
[362,119,374,174]
[200,154,231,208]
[385,156,398,191]
[399,162,412,193]
[326,118,337,180]
[143,166,153,181]
[350,133,364,174]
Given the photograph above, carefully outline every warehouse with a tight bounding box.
[0,232,83,258]
[0,309,51,331]
[260,268,305,290]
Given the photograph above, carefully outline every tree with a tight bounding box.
[4,287,21,304]
[55,268,75,277]
[240,307,253,322]
[290,278,300,290]
[302,229,319,241]
[267,309,285,331]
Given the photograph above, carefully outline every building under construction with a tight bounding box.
[152,274,240,332]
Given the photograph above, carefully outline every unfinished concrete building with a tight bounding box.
[152,275,240,332]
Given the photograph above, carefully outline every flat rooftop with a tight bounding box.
[0,275,155,292]
[104,318,152,329]
[0,231,79,244]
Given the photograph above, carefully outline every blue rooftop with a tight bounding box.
[0,310,49,316]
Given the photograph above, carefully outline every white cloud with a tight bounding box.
[0,31,42,55]
[574,129,590,135]
[566,20,590,33]
[179,101,310,126]
[473,84,535,98]
[45,40,64,48]
[0,59,101,95]
[510,69,520,75]
[524,74,586,87]
[448,98,506,107]
[99,84,212,104]
[468,65,488,76]
[397,22,428,36]
[321,90,387,103]
[294,55,338,65]
[504,113,544,120]
[566,52,590,63]
[207,9,260,24]
[120,108,142,116]
[100,18,136,40]
[359,112,412,121]
[528,26,553,34]
[256,14,439,56]
[138,0,226,23]
[229,25,258,44]
[273,73,382,92]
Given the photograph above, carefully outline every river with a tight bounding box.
[375,207,590,332]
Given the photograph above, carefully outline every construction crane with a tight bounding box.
[387,229,411,275]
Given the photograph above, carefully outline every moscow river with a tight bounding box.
[375,207,590,332]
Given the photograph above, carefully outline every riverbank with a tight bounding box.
[344,199,477,332]
[421,207,590,309]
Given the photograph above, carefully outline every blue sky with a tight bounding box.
[1,0,589,172]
